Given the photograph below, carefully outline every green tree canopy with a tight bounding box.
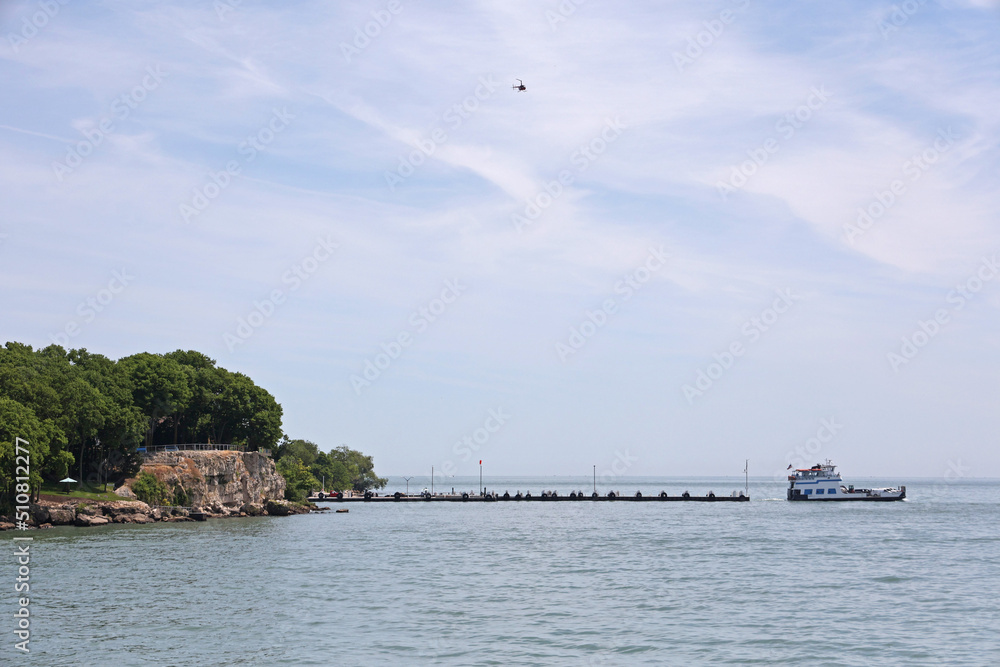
[276,456,320,503]
[0,342,284,496]
[276,442,387,494]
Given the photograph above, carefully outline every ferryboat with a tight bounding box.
[787,460,905,501]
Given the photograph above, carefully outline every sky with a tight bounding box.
[1,0,998,481]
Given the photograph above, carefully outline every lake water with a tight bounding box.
[11,477,1000,665]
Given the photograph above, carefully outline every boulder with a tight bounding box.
[113,502,150,515]
[241,503,264,516]
[30,505,50,525]
[48,509,75,525]
[89,516,109,527]
[114,485,137,499]
[150,508,162,520]
[265,500,291,516]
[131,514,153,524]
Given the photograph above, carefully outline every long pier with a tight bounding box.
[310,492,749,503]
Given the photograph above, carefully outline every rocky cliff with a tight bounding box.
[118,450,286,510]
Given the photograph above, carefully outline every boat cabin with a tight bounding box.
[787,461,843,500]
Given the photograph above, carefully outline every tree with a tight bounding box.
[276,456,320,502]
[315,445,386,493]
[0,396,66,507]
[118,353,192,448]
[309,449,352,492]
[277,438,320,467]
[332,445,388,493]
[0,342,285,496]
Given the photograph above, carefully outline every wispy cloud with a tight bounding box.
[1,0,998,476]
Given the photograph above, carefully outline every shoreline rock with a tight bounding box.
[0,497,317,530]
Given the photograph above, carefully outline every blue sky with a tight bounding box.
[2,0,998,479]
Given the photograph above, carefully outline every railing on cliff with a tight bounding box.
[139,444,271,456]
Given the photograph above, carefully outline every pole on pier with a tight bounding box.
[744,459,748,497]
[479,460,483,496]
[431,466,434,495]
[403,476,412,495]
[593,465,596,494]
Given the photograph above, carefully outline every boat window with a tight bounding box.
[828,488,836,494]
[804,489,812,495]
[816,489,824,494]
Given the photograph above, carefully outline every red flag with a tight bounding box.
[479,460,482,465]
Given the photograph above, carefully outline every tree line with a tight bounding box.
[274,438,387,502]
[0,342,385,508]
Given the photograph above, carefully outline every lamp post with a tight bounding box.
[479,460,483,496]
[403,476,412,495]
[431,466,434,495]
[593,465,596,494]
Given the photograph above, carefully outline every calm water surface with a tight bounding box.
[11,477,1000,665]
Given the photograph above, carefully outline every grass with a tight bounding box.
[39,482,122,502]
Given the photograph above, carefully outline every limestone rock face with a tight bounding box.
[122,451,285,508]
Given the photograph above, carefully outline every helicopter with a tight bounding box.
[512,79,526,92]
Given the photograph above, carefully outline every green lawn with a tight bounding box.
[39,482,122,502]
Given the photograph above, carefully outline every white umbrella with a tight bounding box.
[59,477,77,493]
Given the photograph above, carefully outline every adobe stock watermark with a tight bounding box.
[887,253,998,372]
[773,417,844,481]
[436,407,512,478]
[384,75,500,192]
[843,127,959,245]
[673,0,751,73]
[546,0,587,31]
[6,0,71,54]
[52,65,167,182]
[556,245,669,362]
[921,458,970,503]
[511,116,627,233]
[12,436,33,653]
[340,0,405,63]
[49,269,134,347]
[179,107,294,223]
[224,235,338,352]
[716,84,831,201]
[877,0,928,39]
[597,449,638,488]
[214,0,243,21]
[350,279,467,395]
[683,288,803,404]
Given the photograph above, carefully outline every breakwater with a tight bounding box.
[313,491,749,502]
